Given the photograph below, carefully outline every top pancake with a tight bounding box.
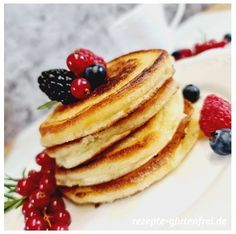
[39,50,174,147]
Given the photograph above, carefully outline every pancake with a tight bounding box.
[56,90,184,186]
[40,50,174,147]
[47,78,179,169]
[61,101,199,204]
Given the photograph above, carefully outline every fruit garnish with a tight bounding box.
[67,52,93,76]
[4,151,71,230]
[38,69,77,105]
[70,78,91,99]
[209,128,231,156]
[16,178,37,197]
[194,39,227,55]
[199,95,231,137]
[171,49,192,60]
[182,84,200,103]
[172,33,231,61]
[49,223,69,231]
[29,190,50,209]
[83,64,107,89]
[75,48,107,69]
[37,48,107,108]
[25,214,49,230]
[224,33,231,43]
[67,48,106,76]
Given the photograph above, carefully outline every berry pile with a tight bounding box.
[172,33,231,61]
[38,48,107,108]
[199,95,231,156]
[5,151,71,230]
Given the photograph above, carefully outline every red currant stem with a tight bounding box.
[74,48,81,53]
[37,100,57,110]
[43,210,52,228]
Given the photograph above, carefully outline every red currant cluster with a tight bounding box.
[16,151,71,230]
[67,48,107,99]
[172,33,231,61]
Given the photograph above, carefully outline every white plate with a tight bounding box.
[4,48,231,230]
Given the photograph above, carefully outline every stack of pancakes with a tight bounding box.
[39,50,199,204]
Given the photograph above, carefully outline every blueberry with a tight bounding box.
[83,64,106,89]
[209,129,231,156]
[224,33,231,43]
[171,50,181,60]
[182,84,200,103]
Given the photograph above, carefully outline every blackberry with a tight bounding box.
[38,69,77,105]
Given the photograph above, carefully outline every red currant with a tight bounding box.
[48,197,65,213]
[41,166,55,176]
[70,78,91,99]
[36,151,55,167]
[49,223,69,230]
[16,178,36,197]
[194,39,227,55]
[50,209,71,225]
[212,40,227,49]
[22,200,35,216]
[24,210,42,223]
[194,42,211,54]
[27,170,41,183]
[29,190,50,209]
[39,175,56,195]
[67,53,92,76]
[25,214,48,230]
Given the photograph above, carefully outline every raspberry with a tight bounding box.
[67,53,93,76]
[93,56,106,69]
[199,95,231,137]
[67,49,107,76]
[76,48,95,57]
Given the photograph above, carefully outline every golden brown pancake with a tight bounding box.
[40,50,174,147]
[47,78,179,168]
[61,101,199,204]
[56,90,184,186]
